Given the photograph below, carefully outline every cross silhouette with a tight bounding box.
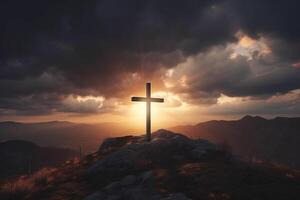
[131,82,164,141]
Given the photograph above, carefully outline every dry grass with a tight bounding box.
[0,176,33,199]
[31,168,55,186]
[0,167,55,200]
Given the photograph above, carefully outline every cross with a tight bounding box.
[131,82,164,141]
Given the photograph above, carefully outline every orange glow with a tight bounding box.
[231,33,272,60]
[292,62,300,68]
[129,100,163,130]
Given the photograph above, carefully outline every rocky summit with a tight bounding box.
[85,130,217,200]
[1,130,299,200]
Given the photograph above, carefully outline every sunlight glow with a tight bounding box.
[76,96,105,104]
[230,33,271,60]
[217,94,244,105]
[63,95,106,113]
[128,91,187,130]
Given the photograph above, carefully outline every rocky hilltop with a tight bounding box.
[1,130,299,200]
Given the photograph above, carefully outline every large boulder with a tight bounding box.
[84,170,191,200]
[87,129,217,175]
[85,129,218,199]
[84,170,161,200]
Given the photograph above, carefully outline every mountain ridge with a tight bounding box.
[1,116,300,168]
[170,115,300,168]
[0,139,77,180]
[1,130,299,200]
[0,121,137,153]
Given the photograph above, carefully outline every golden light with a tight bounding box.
[231,33,272,60]
[128,91,187,130]
[129,99,164,130]
[217,94,244,104]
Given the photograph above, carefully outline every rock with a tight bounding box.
[152,129,186,139]
[123,188,161,200]
[162,193,192,200]
[105,195,121,200]
[99,136,139,153]
[87,148,140,174]
[87,129,217,175]
[84,170,162,200]
[190,138,218,159]
[141,171,153,183]
[84,191,105,200]
[84,129,218,199]
[104,181,121,191]
[120,175,137,186]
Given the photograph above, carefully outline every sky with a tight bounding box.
[1,0,300,128]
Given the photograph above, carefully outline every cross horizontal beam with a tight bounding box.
[131,82,164,142]
[131,97,146,101]
[131,96,164,103]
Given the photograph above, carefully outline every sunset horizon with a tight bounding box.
[1,1,300,127]
[1,1,300,199]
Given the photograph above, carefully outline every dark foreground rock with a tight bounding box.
[1,129,299,200]
[87,130,217,175]
[84,170,191,200]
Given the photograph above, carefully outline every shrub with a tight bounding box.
[0,176,33,200]
[0,167,55,200]
[31,168,54,186]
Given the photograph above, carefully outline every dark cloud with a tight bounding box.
[1,0,300,115]
[0,0,233,81]
[205,90,300,116]
[227,0,300,42]
[166,44,300,104]
[226,0,300,69]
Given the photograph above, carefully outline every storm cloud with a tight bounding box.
[1,0,300,115]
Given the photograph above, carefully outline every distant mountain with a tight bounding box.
[0,121,139,153]
[0,140,77,179]
[170,115,300,168]
[1,130,299,200]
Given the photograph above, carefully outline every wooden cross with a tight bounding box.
[131,82,164,141]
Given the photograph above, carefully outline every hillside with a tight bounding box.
[170,116,300,168]
[0,130,299,200]
[0,121,139,153]
[0,140,77,180]
[2,116,300,170]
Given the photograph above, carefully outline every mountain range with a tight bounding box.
[0,121,137,153]
[0,130,299,200]
[170,115,300,168]
[1,115,299,169]
[0,140,77,180]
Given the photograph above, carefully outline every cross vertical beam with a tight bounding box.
[131,82,164,141]
[146,82,151,141]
